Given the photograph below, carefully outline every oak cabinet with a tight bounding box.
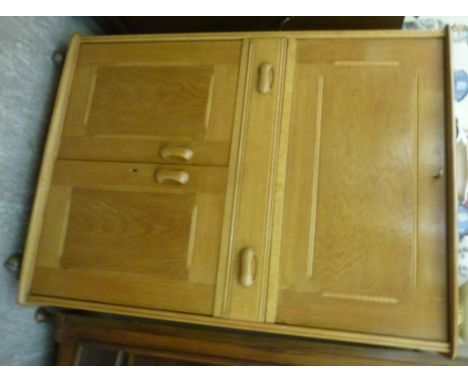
[19,30,458,356]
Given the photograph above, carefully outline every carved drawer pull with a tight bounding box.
[433,167,444,179]
[155,169,189,185]
[258,62,274,94]
[239,247,256,287]
[160,146,193,161]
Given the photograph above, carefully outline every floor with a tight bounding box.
[0,16,104,365]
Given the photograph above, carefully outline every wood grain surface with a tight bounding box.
[20,31,456,353]
[275,37,449,342]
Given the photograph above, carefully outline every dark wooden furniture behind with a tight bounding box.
[54,313,468,366]
[99,16,405,34]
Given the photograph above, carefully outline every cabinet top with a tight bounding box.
[78,29,447,44]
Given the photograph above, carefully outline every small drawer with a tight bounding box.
[58,137,230,166]
[52,159,228,194]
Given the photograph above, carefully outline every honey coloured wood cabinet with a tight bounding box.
[19,30,458,356]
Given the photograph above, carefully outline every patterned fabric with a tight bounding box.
[455,70,468,102]
[403,16,446,30]
[459,206,468,285]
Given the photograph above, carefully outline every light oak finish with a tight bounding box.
[58,137,229,166]
[80,30,445,44]
[213,39,250,316]
[274,37,449,343]
[159,146,194,162]
[60,40,242,166]
[257,62,274,94]
[155,168,190,185]
[18,33,82,304]
[265,38,297,323]
[238,247,256,288]
[31,160,227,315]
[51,160,227,193]
[218,38,287,322]
[19,30,457,354]
[31,294,449,353]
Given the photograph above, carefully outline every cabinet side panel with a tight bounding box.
[18,34,82,304]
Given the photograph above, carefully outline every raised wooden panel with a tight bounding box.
[309,66,415,294]
[61,189,197,278]
[296,38,442,66]
[31,160,227,316]
[60,41,243,165]
[275,38,448,342]
[86,66,214,139]
[77,41,241,66]
[35,186,71,269]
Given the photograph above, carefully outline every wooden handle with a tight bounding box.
[433,167,444,179]
[155,169,189,185]
[239,247,256,287]
[258,62,274,94]
[160,146,193,161]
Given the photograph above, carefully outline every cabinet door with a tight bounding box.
[30,160,227,315]
[58,41,242,166]
[273,39,448,341]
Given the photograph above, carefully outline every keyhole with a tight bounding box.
[129,167,139,173]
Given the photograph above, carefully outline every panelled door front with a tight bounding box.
[30,160,227,315]
[275,38,448,341]
[58,40,243,166]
